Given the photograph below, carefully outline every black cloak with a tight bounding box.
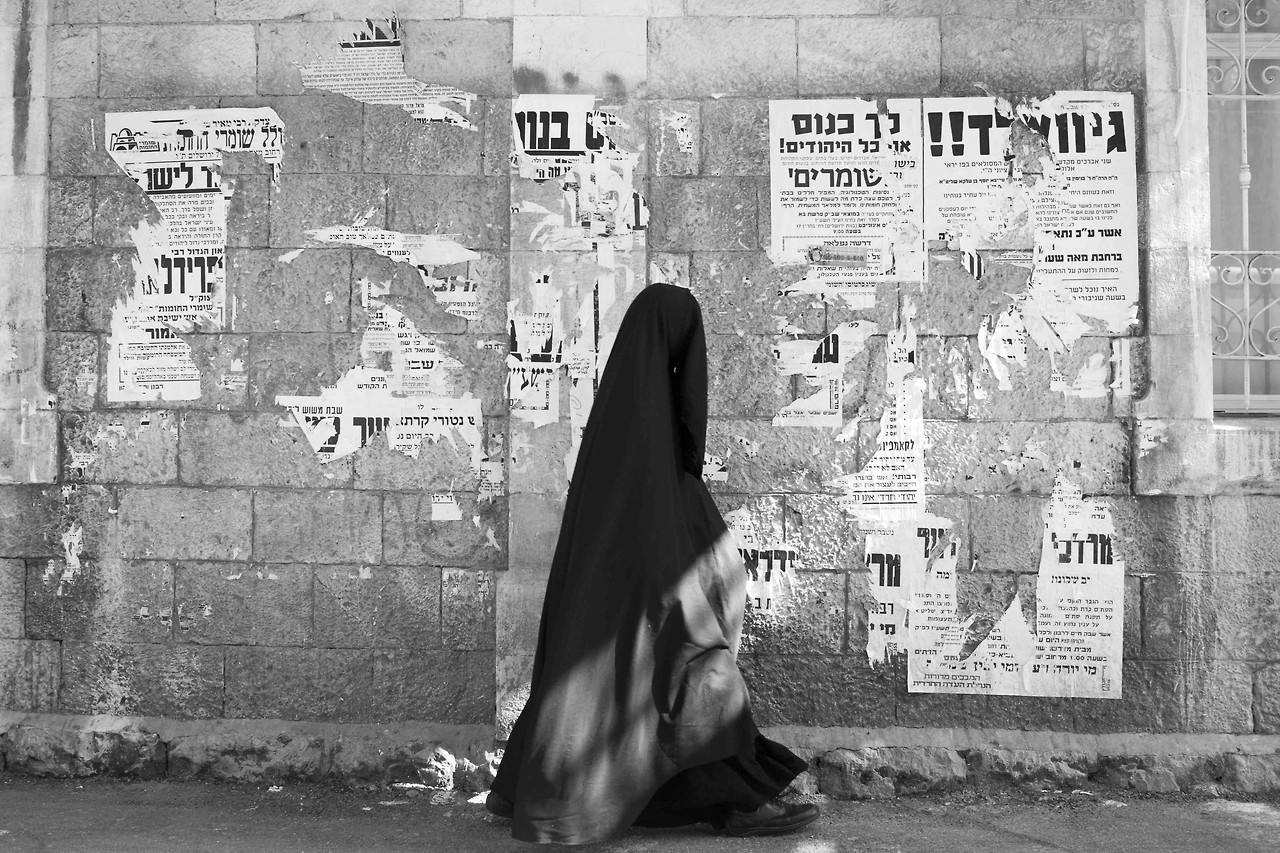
[492,283,804,844]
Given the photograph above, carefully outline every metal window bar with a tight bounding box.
[1208,0,1280,414]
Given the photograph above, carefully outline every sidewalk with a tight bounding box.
[0,776,1277,852]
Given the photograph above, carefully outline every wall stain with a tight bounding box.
[11,0,34,173]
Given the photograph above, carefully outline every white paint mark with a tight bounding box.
[277,248,305,264]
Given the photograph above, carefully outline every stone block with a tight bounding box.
[45,333,98,411]
[705,419,860,495]
[92,174,161,248]
[1256,666,1280,735]
[355,248,507,336]
[45,249,132,332]
[403,19,512,98]
[650,101,698,177]
[893,671,974,729]
[496,566,547,660]
[1107,495,1211,576]
[689,252,824,335]
[0,558,22,638]
[1213,496,1280,577]
[100,25,256,98]
[348,429,485,493]
[688,0,878,10]
[47,177,93,245]
[1146,247,1209,338]
[970,336,1114,422]
[118,486,250,561]
[386,176,508,251]
[268,173,387,249]
[312,565,376,647]
[819,744,967,797]
[940,17,1084,96]
[1222,754,1280,794]
[227,94,364,175]
[799,17,941,96]
[48,98,137,177]
[204,243,292,321]
[1186,660,1254,733]
[442,568,496,650]
[1136,334,1212,421]
[968,748,1091,788]
[1085,21,1143,91]
[1073,660,1184,733]
[925,420,1128,496]
[362,104,482,176]
[884,0,1017,12]
[0,639,60,712]
[741,654,896,728]
[61,641,224,717]
[179,410,353,488]
[783,493,863,574]
[383,492,506,569]
[464,0,512,15]
[168,730,326,782]
[162,334,251,410]
[224,173,271,249]
[216,0,457,20]
[507,492,563,570]
[0,484,113,561]
[253,489,381,564]
[919,248,1034,336]
[648,177,759,252]
[224,645,374,722]
[25,557,173,644]
[0,407,57,484]
[256,21,359,95]
[740,571,846,655]
[0,725,165,778]
[174,561,311,645]
[919,335,970,420]
[506,418,570,497]
[1023,0,1135,17]
[969,495,1044,574]
[479,97,510,177]
[706,333,790,419]
[648,18,797,98]
[816,748,897,800]
[60,411,178,484]
[247,332,359,409]
[58,0,214,22]
[47,25,99,98]
[700,99,767,177]
[373,648,493,723]
[972,693,1076,731]
[1145,168,1211,253]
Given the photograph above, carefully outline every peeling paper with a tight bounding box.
[1110,338,1131,398]
[907,474,1124,698]
[772,321,877,427]
[104,109,284,402]
[298,16,477,130]
[769,98,925,308]
[1138,420,1170,457]
[431,493,463,522]
[724,507,794,616]
[702,453,729,483]
[864,513,956,663]
[277,248,305,264]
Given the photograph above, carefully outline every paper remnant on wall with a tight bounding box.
[298,16,476,129]
[431,493,463,521]
[772,321,877,427]
[769,98,925,308]
[104,108,284,401]
[905,474,1124,697]
[864,514,957,664]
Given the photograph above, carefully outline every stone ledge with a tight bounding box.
[1213,419,1280,494]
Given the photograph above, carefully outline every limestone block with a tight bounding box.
[1133,419,1217,496]
[1222,754,1280,794]
[173,334,252,410]
[383,492,506,569]
[688,0,877,11]
[403,19,512,98]
[168,731,326,782]
[47,177,92,245]
[740,654,896,728]
[799,17,941,96]
[496,567,547,660]
[353,248,507,336]
[61,411,178,484]
[1183,660,1252,733]
[47,25,98,98]
[1135,333,1213,421]
[920,335,970,420]
[386,176,508,251]
[224,173,271,249]
[1073,660,1185,733]
[464,0,512,15]
[816,748,896,800]
[648,18,797,98]
[351,434,479,492]
[688,251,824,335]
[1145,169,1211,253]
[217,0,458,20]
[268,173,387,249]
[25,557,173,644]
[884,0,1016,13]
[119,486,251,561]
[705,419,860,495]
[0,484,113,561]
[247,332,360,409]
[44,335,96,413]
[919,248,1033,336]
[650,101,698,177]
[940,17,1084,95]
[700,98,767,177]
[925,420,1128,495]
[1107,495,1212,576]
[91,175,160,248]
[224,646,375,722]
[893,679,973,729]
[47,98,121,177]
[782,493,862,574]
[706,333,790,419]
[973,692,1077,732]
[174,561,311,645]
[967,748,1091,788]
[362,103,482,176]
[969,336,1114,422]
[0,639,59,712]
[60,641,224,717]
[1085,20,1143,91]
[1130,767,1181,792]
[648,177,758,252]
[0,725,165,778]
[1213,496,1280,577]
[100,25,256,98]
[740,570,845,655]
[479,97,509,177]
[818,746,966,799]
[253,489,381,564]
[179,410,353,488]
[59,0,214,23]
[1256,666,1280,735]
[442,568,496,651]
[45,248,133,332]
[1024,0,1135,17]
[372,648,493,723]
[231,94,363,175]
[0,558,21,638]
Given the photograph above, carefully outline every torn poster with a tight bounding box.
[769,99,925,308]
[827,301,924,522]
[298,16,477,129]
[772,321,877,427]
[507,296,562,428]
[103,108,284,401]
[906,474,1124,697]
[723,506,793,617]
[511,95,648,257]
[864,514,957,663]
[923,92,1137,352]
[307,219,483,323]
[431,493,463,521]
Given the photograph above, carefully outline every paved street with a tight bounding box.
[0,777,1277,852]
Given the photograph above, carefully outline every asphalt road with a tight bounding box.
[0,777,1277,852]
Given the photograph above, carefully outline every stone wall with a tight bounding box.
[1,0,1278,789]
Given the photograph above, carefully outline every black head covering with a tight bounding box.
[492,284,788,843]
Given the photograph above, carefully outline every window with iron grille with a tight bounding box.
[1209,0,1280,414]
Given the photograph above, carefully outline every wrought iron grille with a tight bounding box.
[1208,0,1280,413]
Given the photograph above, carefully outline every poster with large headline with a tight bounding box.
[769,98,925,307]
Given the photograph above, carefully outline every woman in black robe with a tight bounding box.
[488,283,819,844]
